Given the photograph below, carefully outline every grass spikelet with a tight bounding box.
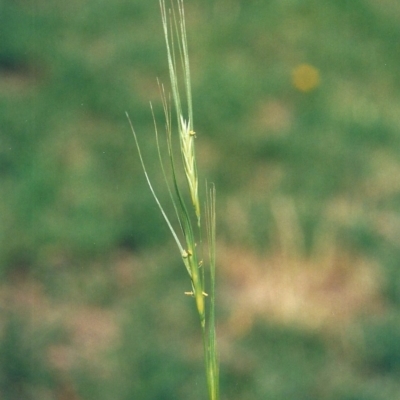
[160,0,200,227]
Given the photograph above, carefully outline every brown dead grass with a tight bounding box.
[218,242,384,337]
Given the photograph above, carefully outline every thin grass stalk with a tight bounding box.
[205,183,219,400]
[127,1,219,398]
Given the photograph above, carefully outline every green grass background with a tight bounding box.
[1,0,400,399]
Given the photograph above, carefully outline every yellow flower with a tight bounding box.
[292,63,320,92]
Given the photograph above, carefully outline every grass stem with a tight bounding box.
[128,1,219,398]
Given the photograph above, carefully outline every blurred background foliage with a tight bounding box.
[1,0,400,398]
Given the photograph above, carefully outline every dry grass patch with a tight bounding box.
[219,243,383,336]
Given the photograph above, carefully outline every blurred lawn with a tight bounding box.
[1,0,400,399]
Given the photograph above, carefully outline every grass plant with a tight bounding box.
[3,1,400,398]
[127,1,219,398]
